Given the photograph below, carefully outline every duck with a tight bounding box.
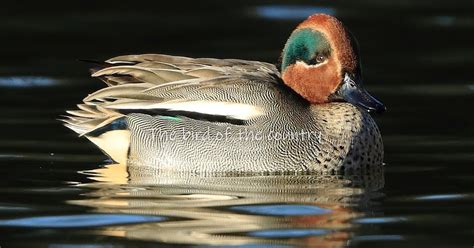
[62,14,385,175]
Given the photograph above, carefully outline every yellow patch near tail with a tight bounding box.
[86,130,131,165]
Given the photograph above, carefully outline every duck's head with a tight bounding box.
[281,14,385,113]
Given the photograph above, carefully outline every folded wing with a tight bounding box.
[62,54,282,136]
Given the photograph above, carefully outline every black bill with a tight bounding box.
[332,73,386,113]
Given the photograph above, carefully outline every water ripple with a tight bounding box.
[354,216,407,224]
[0,214,165,228]
[416,194,466,201]
[0,76,59,87]
[231,204,332,216]
[249,228,331,238]
[253,5,335,20]
[353,235,404,241]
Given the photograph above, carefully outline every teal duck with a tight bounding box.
[63,14,385,175]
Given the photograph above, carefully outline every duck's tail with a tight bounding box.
[60,103,130,164]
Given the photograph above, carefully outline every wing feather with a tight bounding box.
[83,83,157,101]
[63,53,282,136]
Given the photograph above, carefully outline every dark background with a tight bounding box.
[2,0,473,82]
[0,1,473,247]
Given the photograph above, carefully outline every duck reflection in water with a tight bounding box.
[71,163,384,247]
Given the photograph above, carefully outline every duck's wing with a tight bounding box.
[63,54,285,136]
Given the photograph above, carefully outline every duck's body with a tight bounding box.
[63,14,385,175]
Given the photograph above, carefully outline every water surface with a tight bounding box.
[1,1,473,247]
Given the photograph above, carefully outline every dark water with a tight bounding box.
[1,1,474,247]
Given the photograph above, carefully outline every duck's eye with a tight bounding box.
[315,54,326,63]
